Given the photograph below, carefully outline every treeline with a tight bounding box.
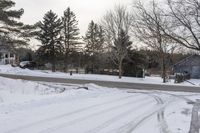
[33,6,134,79]
[20,46,189,78]
[0,0,200,82]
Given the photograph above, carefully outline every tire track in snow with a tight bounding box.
[153,91,194,103]
[109,92,175,133]
[153,91,200,133]
[153,94,172,133]
[120,90,196,133]
[86,98,155,133]
[5,93,140,133]
[39,95,154,133]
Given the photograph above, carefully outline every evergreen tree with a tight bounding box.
[123,49,146,77]
[0,0,33,48]
[37,10,62,72]
[111,29,132,79]
[0,0,23,33]
[61,7,80,72]
[83,21,104,55]
[83,21,105,73]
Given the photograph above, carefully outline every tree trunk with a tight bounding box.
[64,52,68,72]
[52,52,56,72]
[162,53,166,83]
[119,59,123,79]
[91,55,95,74]
[64,30,70,73]
[52,63,56,72]
[52,42,56,72]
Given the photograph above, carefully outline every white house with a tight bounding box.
[0,46,16,65]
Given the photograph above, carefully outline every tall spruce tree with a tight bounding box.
[83,21,104,55]
[0,0,32,48]
[83,21,105,73]
[37,10,62,72]
[61,7,80,72]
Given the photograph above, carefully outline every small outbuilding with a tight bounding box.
[173,54,200,79]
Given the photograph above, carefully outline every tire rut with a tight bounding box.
[39,95,153,133]
[109,91,175,133]
[6,93,139,133]
[86,98,155,133]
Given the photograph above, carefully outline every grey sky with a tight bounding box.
[13,0,133,35]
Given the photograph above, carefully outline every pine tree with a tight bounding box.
[37,10,62,72]
[83,21,104,55]
[0,0,33,48]
[111,29,132,79]
[61,7,80,72]
[0,0,23,32]
[83,21,105,73]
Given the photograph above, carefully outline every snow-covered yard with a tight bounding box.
[0,65,199,86]
[0,76,199,133]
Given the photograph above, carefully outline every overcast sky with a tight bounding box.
[13,0,133,35]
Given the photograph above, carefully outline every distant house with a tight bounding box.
[173,54,200,79]
[0,45,16,65]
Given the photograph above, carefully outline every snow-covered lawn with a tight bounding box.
[0,77,199,133]
[0,65,199,86]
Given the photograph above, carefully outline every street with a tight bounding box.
[0,73,200,93]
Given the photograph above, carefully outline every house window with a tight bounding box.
[5,54,8,58]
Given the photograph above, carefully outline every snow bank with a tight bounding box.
[0,76,122,104]
[0,77,65,95]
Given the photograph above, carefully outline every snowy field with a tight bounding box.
[0,76,199,133]
[0,65,199,86]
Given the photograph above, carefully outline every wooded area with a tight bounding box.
[0,0,200,82]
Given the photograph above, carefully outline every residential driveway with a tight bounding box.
[0,73,200,93]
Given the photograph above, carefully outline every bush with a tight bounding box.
[174,73,190,83]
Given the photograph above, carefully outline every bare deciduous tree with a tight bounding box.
[101,5,132,79]
[164,0,200,51]
[132,1,177,82]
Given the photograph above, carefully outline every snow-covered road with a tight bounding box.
[0,77,199,133]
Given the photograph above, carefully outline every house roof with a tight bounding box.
[174,54,200,66]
